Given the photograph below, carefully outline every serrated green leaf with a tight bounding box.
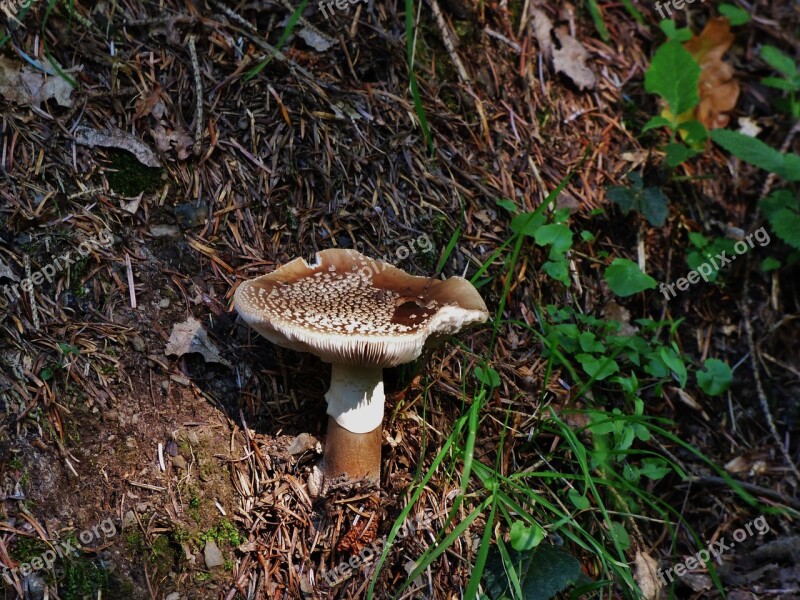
[645,40,700,115]
[710,129,800,181]
[697,358,733,395]
[718,3,751,25]
[640,458,672,480]
[604,258,657,297]
[607,186,637,213]
[579,331,605,353]
[771,209,800,249]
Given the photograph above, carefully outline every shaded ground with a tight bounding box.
[1,0,799,598]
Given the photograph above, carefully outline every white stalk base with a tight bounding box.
[325,364,385,433]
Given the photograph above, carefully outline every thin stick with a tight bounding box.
[424,0,470,85]
[188,35,204,155]
[125,254,137,309]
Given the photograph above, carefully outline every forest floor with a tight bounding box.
[0,0,799,598]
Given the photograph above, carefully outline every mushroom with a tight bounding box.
[234,249,489,492]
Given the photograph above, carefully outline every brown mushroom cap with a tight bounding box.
[234,249,489,367]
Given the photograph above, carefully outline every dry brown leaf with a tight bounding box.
[684,17,740,129]
[552,27,597,90]
[634,551,661,600]
[153,125,194,160]
[0,56,77,107]
[164,317,231,367]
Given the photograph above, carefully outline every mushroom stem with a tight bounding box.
[323,364,385,485]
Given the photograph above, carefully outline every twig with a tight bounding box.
[125,254,137,309]
[424,0,470,86]
[23,254,39,330]
[738,120,800,483]
[188,35,204,155]
[682,476,800,512]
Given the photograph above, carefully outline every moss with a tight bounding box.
[60,558,110,600]
[105,149,163,197]
[11,537,48,563]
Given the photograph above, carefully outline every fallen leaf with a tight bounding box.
[552,27,596,90]
[684,17,739,129]
[165,317,231,367]
[74,126,162,168]
[0,56,78,107]
[287,433,321,455]
[153,125,194,160]
[529,7,554,59]
[634,551,661,600]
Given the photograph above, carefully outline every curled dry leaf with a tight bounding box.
[685,17,740,130]
[165,316,232,367]
[74,126,163,168]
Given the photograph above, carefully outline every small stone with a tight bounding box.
[130,335,146,353]
[159,298,171,308]
[122,511,137,530]
[172,455,187,470]
[287,433,321,455]
[203,540,224,568]
[165,593,181,600]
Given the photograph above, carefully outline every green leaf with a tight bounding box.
[642,115,673,132]
[568,488,591,510]
[664,142,699,167]
[762,256,782,272]
[640,458,672,480]
[645,40,700,116]
[496,198,517,212]
[543,259,570,284]
[697,358,733,396]
[761,45,797,78]
[771,209,800,249]
[677,119,708,144]
[579,332,605,353]
[483,545,582,600]
[709,129,800,181]
[609,522,631,551]
[510,211,546,237]
[534,224,573,253]
[475,366,501,388]
[659,20,693,42]
[660,346,687,388]
[604,258,657,297]
[509,521,545,552]
[580,230,596,242]
[576,354,619,380]
[641,187,670,226]
[718,3,751,25]
[762,77,800,92]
